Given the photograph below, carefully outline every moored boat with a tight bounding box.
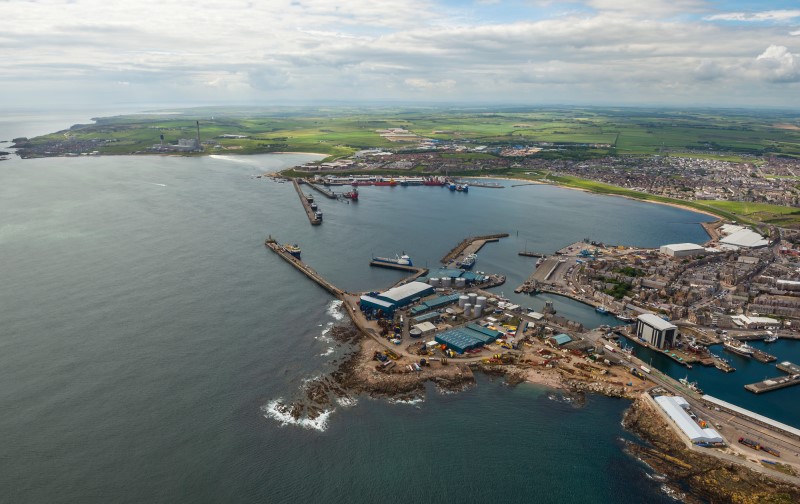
[458,253,477,269]
[723,340,754,357]
[283,243,301,258]
[596,305,608,314]
[372,253,412,266]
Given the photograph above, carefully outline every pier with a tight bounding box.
[292,179,322,225]
[441,233,509,264]
[745,375,800,394]
[265,237,343,297]
[744,361,800,394]
[518,251,546,258]
[753,348,777,363]
[300,178,337,199]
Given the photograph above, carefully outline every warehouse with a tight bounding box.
[435,325,503,353]
[655,396,724,445]
[360,281,435,316]
[377,281,434,307]
[719,227,769,249]
[410,293,460,315]
[635,314,677,349]
[659,243,705,257]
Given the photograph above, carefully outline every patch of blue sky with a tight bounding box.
[703,0,800,24]
[435,0,591,25]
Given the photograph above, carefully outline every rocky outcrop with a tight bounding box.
[623,396,800,504]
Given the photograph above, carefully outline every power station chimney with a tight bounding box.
[195,121,200,149]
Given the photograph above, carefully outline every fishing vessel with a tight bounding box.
[616,313,635,323]
[764,333,778,343]
[679,375,703,394]
[372,253,412,266]
[595,304,608,315]
[458,253,477,269]
[723,340,754,357]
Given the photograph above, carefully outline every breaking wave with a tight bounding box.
[262,399,333,432]
[389,397,424,406]
[326,300,345,321]
[320,346,335,357]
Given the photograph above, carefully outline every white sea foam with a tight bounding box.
[320,346,335,357]
[336,396,358,407]
[659,484,684,501]
[316,322,334,343]
[262,399,333,432]
[389,397,424,406]
[326,300,345,321]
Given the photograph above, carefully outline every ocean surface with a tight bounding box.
[1,111,795,503]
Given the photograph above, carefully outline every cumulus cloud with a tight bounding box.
[1,0,799,107]
[756,44,800,82]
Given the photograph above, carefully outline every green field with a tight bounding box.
[20,105,800,161]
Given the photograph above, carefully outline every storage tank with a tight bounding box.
[429,277,439,287]
[473,304,484,317]
[441,277,452,288]
[476,296,487,308]
[464,303,472,317]
[468,293,478,306]
[454,277,466,288]
[409,328,422,338]
[458,295,469,308]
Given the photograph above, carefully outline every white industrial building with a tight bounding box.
[659,243,705,257]
[654,396,724,445]
[718,225,769,249]
[730,314,780,329]
[635,313,677,349]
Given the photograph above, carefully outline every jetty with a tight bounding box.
[753,348,777,363]
[300,178,337,199]
[745,375,800,394]
[777,361,800,374]
[292,179,322,225]
[518,251,546,258]
[745,361,800,394]
[441,233,509,264]
[265,237,342,297]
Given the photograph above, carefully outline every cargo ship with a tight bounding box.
[374,178,397,187]
[458,253,477,269]
[283,244,301,258]
[723,340,754,357]
[372,253,412,266]
[423,177,446,186]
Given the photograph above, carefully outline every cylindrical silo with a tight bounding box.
[458,295,469,308]
[464,303,472,317]
[441,277,452,288]
[467,293,478,306]
[476,296,487,308]
[429,277,439,287]
[474,304,484,317]
[455,277,466,288]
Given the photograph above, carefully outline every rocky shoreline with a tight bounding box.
[270,321,800,501]
[623,396,800,504]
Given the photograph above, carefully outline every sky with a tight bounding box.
[2,0,800,110]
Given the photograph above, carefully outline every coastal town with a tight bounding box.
[263,162,800,499]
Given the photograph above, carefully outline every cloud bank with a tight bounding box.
[1,0,799,108]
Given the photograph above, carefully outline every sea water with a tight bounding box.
[1,112,778,503]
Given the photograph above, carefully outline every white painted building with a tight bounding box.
[655,396,724,445]
[659,243,705,257]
